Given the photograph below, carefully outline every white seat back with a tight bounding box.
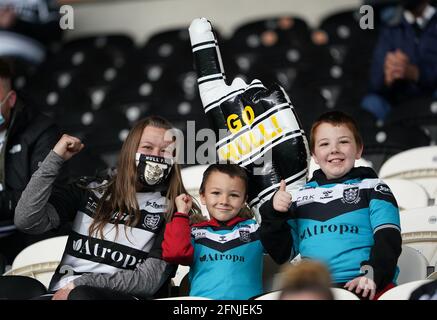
[400,206,437,266]
[331,288,360,300]
[379,146,437,179]
[155,296,212,300]
[378,280,433,300]
[11,236,68,269]
[3,236,68,289]
[384,178,429,211]
[255,288,360,300]
[181,165,209,218]
[254,290,281,300]
[397,245,429,285]
[379,146,437,199]
[172,265,190,287]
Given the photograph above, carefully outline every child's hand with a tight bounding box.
[273,180,292,212]
[344,276,376,300]
[175,194,192,214]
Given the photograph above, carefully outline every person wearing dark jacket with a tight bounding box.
[259,111,402,300]
[0,58,66,266]
[361,0,437,120]
[0,0,62,47]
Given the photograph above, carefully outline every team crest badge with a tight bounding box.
[239,229,251,243]
[143,213,161,230]
[342,186,360,204]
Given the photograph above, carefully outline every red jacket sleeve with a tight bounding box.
[162,212,194,266]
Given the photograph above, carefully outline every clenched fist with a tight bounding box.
[175,193,193,214]
[53,134,84,161]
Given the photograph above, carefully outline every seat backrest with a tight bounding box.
[0,275,47,299]
[155,296,212,300]
[400,206,437,234]
[254,288,360,300]
[399,206,437,266]
[397,245,429,285]
[378,280,433,300]
[379,146,437,179]
[254,290,281,300]
[180,165,209,218]
[331,288,360,300]
[172,265,190,287]
[384,178,429,211]
[12,236,68,270]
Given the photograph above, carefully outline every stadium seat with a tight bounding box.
[155,296,212,300]
[399,206,437,266]
[397,245,430,285]
[427,271,437,280]
[0,31,45,64]
[253,290,281,300]
[331,288,360,300]
[3,236,68,289]
[383,178,429,211]
[0,275,47,299]
[180,165,209,217]
[253,288,360,300]
[379,146,437,200]
[377,280,433,300]
[229,16,311,54]
[172,265,190,287]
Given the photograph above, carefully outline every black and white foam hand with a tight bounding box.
[189,18,310,219]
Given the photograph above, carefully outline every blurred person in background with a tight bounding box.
[0,0,62,47]
[0,58,67,269]
[361,0,437,120]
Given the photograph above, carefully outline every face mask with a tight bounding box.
[135,153,173,188]
[0,91,12,127]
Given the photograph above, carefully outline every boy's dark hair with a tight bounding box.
[0,59,13,80]
[0,59,13,90]
[190,164,252,224]
[309,111,363,153]
[199,164,249,197]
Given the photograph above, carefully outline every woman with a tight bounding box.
[14,115,199,300]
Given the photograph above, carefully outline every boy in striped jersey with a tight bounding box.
[260,111,402,300]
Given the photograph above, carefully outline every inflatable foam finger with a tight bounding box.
[189,18,310,219]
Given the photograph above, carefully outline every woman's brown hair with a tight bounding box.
[89,115,199,239]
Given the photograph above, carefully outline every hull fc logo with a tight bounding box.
[143,213,161,230]
[239,229,251,243]
[342,186,360,204]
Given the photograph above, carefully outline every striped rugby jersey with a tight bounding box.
[48,181,167,291]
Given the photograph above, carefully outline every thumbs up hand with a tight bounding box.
[272,180,292,212]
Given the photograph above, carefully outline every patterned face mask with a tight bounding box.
[135,153,174,187]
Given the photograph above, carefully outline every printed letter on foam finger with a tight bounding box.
[189,18,310,220]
